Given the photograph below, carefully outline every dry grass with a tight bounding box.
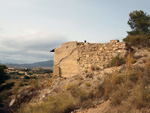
[16,52,150,113]
[126,50,132,71]
[85,82,91,87]
[77,75,84,80]
[17,82,96,113]
[65,83,74,90]
[103,60,150,112]
[66,83,88,102]
[17,92,77,113]
[45,79,53,87]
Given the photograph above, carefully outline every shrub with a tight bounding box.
[110,84,129,106]
[128,85,146,109]
[0,65,9,84]
[17,92,77,113]
[0,82,15,91]
[81,99,94,109]
[128,72,138,82]
[24,76,30,80]
[65,83,88,102]
[103,63,150,112]
[126,50,136,71]
[111,74,124,86]
[123,34,150,48]
[88,83,104,99]
[19,83,28,87]
[19,83,24,87]
[109,54,125,67]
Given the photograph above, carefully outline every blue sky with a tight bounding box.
[0,0,150,63]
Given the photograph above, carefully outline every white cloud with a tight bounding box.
[0,31,68,63]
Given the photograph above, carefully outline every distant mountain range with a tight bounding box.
[5,60,53,69]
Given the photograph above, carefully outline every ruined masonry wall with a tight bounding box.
[77,40,128,73]
[53,40,129,77]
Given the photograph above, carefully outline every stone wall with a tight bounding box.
[53,40,129,77]
[53,41,79,77]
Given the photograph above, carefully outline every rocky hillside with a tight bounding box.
[1,47,150,113]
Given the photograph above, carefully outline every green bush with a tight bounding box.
[0,82,15,91]
[0,65,9,84]
[19,83,28,87]
[109,54,125,67]
[24,76,30,79]
[123,34,150,48]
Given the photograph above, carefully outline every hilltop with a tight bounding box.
[1,46,150,113]
[17,47,150,113]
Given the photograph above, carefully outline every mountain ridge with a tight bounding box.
[5,60,53,69]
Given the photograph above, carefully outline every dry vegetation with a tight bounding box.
[16,49,150,113]
[104,56,150,113]
[16,78,105,113]
[1,46,150,113]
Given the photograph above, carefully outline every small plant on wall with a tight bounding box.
[109,54,125,67]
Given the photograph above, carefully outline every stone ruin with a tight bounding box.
[51,40,130,78]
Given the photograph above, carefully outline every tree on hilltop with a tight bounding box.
[123,10,150,47]
[127,10,150,35]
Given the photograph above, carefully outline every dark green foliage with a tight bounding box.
[33,69,52,74]
[127,10,150,35]
[123,34,150,47]
[0,96,3,107]
[0,82,14,106]
[19,83,28,87]
[109,54,125,67]
[0,82,15,92]
[123,10,150,47]
[0,65,9,84]
[24,76,30,80]
[30,76,37,79]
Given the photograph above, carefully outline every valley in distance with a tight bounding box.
[5,60,54,69]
